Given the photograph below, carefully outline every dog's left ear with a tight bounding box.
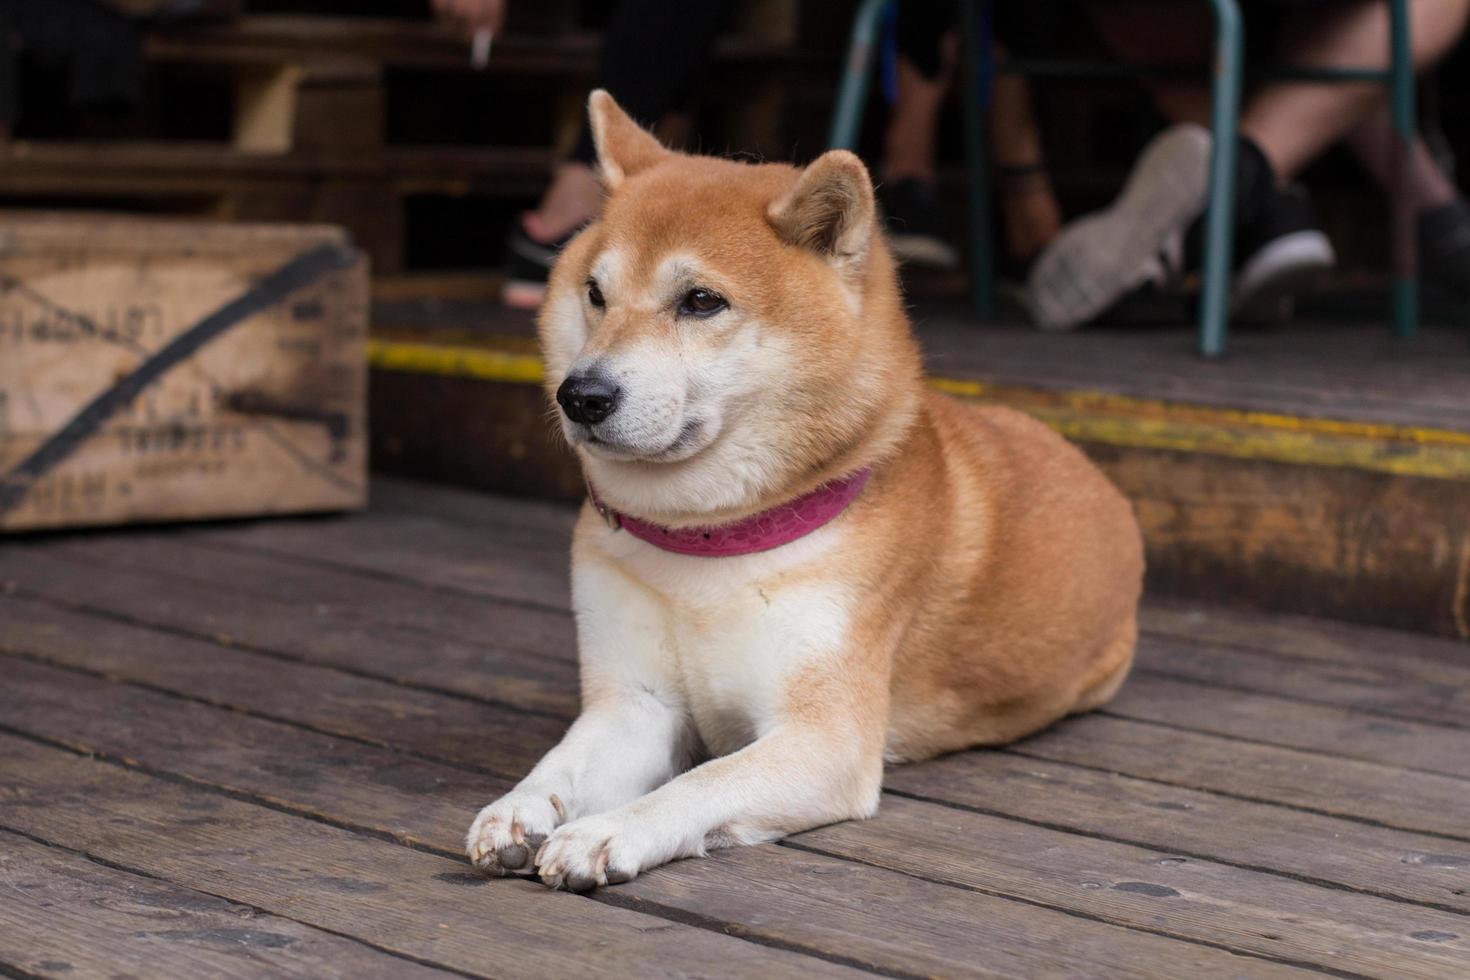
[767,150,875,282]
[588,89,670,189]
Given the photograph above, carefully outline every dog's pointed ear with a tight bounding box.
[589,89,670,188]
[767,150,875,278]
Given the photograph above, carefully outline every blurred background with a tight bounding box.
[3,0,1466,299]
[3,0,1469,635]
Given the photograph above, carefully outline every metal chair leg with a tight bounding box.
[959,0,995,319]
[1389,0,1418,339]
[1198,0,1244,359]
[828,0,889,150]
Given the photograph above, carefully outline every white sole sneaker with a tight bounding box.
[888,233,961,271]
[1028,124,1213,331]
[1230,229,1335,323]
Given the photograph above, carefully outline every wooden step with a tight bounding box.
[364,307,1470,638]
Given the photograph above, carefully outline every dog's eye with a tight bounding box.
[586,280,605,308]
[678,288,727,318]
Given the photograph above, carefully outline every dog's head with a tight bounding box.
[539,91,921,525]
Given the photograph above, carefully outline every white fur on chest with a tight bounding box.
[573,514,854,757]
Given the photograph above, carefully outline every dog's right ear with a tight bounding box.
[767,150,875,285]
[588,89,670,189]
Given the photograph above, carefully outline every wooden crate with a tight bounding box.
[0,214,368,531]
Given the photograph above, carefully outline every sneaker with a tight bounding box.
[878,179,960,271]
[1419,198,1470,301]
[1027,124,1213,331]
[503,224,577,310]
[1225,183,1336,322]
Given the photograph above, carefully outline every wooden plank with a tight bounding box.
[1012,714,1470,840]
[5,597,1469,921]
[0,142,555,196]
[25,527,573,656]
[0,655,1346,975]
[886,750,1470,914]
[1136,634,1470,730]
[914,317,1470,431]
[1111,672,1470,780]
[0,214,368,531]
[0,735,864,980]
[144,17,830,74]
[797,797,1470,980]
[1141,599,1470,669]
[0,545,580,716]
[195,510,571,609]
[370,474,577,534]
[0,654,519,847]
[0,831,456,980]
[0,595,562,779]
[620,848,1310,980]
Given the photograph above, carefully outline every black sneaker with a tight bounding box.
[503,225,577,310]
[1169,138,1334,323]
[1419,198,1470,301]
[878,179,959,271]
[1227,183,1336,323]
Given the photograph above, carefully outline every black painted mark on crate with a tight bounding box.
[224,391,351,462]
[0,244,357,517]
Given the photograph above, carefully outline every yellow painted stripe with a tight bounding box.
[367,336,1470,481]
[368,339,544,385]
[926,377,1470,449]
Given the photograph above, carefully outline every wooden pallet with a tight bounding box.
[0,9,834,274]
[2,478,1468,977]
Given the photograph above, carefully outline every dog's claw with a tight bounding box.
[466,794,565,876]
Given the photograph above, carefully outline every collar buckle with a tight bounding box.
[586,477,622,531]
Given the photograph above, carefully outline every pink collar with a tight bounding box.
[590,468,871,557]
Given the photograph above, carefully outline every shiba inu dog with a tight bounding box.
[466,91,1144,891]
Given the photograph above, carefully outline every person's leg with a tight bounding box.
[882,0,957,182]
[1244,0,1470,182]
[1347,93,1459,210]
[527,0,734,242]
[877,2,961,269]
[504,0,734,307]
[0,4,15,144]
[1349,80,1470,298]
[989,46,1062,269]
[1087,1,1215,125]
[881,4,1064,272]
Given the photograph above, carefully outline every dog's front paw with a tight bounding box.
[535,816,645,892]
[466,790,565,876]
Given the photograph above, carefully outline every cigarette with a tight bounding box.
[472,29,493,69]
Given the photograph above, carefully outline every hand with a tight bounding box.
[432,0,506,35]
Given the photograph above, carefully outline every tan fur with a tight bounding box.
[466,92,1144,890]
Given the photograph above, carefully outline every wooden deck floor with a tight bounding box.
[3,478,1470,978]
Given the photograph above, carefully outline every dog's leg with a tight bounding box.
[536,662,887,891]
[466,555,691,876]
[465,691,690,875]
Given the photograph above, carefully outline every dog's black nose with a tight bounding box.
[556,374,621,426]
